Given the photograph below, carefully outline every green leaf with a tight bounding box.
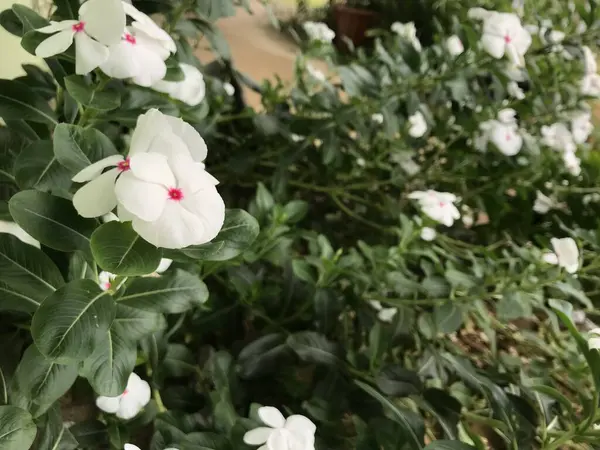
[497,291,532,321]
[91,221,162,276]
[14,140,72,192]
[118,269,209,314]
[31,279,116,361]
[64,75,121,111]
[433,302,463,334]
[11,4,48,32]
[355,380,424,450]
[0,79,56,124]
[10,345,78,418]
[0,234,63,314]
[180,209,259,261]
[112,304,166,341]
[530,385,575,417]
[69,421,108,449]
[53,124,118,175]
[0,405,37,450]
[423,442,476,450]
[35,405,78,450]
[237,333,289,379]
[553,281,593,309]
[163,344,196,377]
[376,365,423,397]
[286,331,342,366]
[0,10,22,36]
[292,260,317,284]
[181,432,230,450]
[9,190,96,253]
[80,329,136,396]
[54,0,79,19]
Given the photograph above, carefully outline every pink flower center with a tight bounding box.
[122,389,129,396]
[504,34,512,44]
[168,188,184,201]
[103,282,111,290]
[72,21,85,33]
[117,158,131,172]
[124,33,136,45]
[505,133,512,141]
[439,202,446,208]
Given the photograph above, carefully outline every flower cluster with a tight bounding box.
[477,108,523,156]
[303,21,335,44]
[244,406,316,450]
[72,109,225,249]
[408,190,461,227]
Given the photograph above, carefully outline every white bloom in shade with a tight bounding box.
[420,227,436,241]
[507,81,525,99]
[0,220,39,248]
[480,12,531,66]
[583,46,598,74]
[223,82,235,96]
[408,190,461,227]
[571,111,593,144]
[371,113,384,124]
[124,445,178,450]
[306,64,326,82]
[446,35,464,56]
[291,134,305,142]
[98,271,117,290]
[34,0,125,75]
[391,22,422,51]
[243,406,316,450]
[122,2,176,58]
[368,300,398,323]
[303,21,335,43]
[152,63,206,106]
[96,373,151,419]
[479,109,523,155]
[581,73,600,97]
[468,7,494,20]
[533,191,558,214]
[588,328,600,350]
[155,258,173,273]
[583,193,600,205]
[72,109,225,249]
[543,237,579,273]
[563,151,582,176]
[541,123,576,153]
[408,111,427,138]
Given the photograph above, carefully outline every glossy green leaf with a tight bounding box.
[0,405,37,450]
[433,302,463,334]
[64,75,121,111]
[376,365,423,397]
[11,4,48,32]
[181,431,230,450]
[35,405,78,450]
[14,140,72,192]
[0,79,56,125]
[53,124,118,175]
[112,303,166,341]
[237,333,289,379]
[31,279,116,361]
[286,331,342,366]
[91,221,162,276]
[163,344,196,377]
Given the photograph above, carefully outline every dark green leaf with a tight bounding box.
[433,302,463,334]
[34,405,78,450]
[11,4,48,32]
[14,140,72,192]
[237,333,289,379]
[64,75,121,111]
[423,442,476,450]
[53,124,118,175]
[69,420,108,448]
[376,365,422,397]
[181,431,230,450]
[112,303,166,341]
[286,331,342,366]
[163,344,196,377]
[0,10,22,36]
[0,405,36,450]
[0,79,57,125]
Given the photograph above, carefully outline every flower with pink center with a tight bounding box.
[96,373,151,419]
[408,190,460,227]
[122,1,177,58]
[98,271,116,291]
[34,0,125,75]
[476,11,531,66]
[243,406,316,450]
[478,109,523,156]
[152,63,206,107]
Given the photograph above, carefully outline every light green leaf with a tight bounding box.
[31,279,116,361]
[91,221,162,276]
[0,79,56,125]
[433,302,463,334]
[0,405,37,450]
[64,75,121,111]
[53,124,118,175]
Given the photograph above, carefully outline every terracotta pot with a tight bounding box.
[332,4,378,50]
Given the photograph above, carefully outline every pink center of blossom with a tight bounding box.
[117,158,130,172]
[505,133,512,141]
[168,188,184,201]
[72,22,85,33]
[504,34,512,44]
[122,389,129,396]
[103,282,111,290]
[439,202,446,208]
[124,33,137,45]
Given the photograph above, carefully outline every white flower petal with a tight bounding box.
[72,155,124,183]
[155,258,173,273]
[481,34,506,59]
[551,237,579,273]
[266,429,289,450]
[163,116,208,163]
[79,0,125,46]
[258,406,286,429]
[285,415,316,436]
[129,153,175,188]
[542,252,558,265]
[127,372,151,405]
[369,300,383,310]
[420,227,436,241]
[129,109,169,156]
[35,29,75,57]
[589,337,600,350]
[378,308,398,323]
[153,63,206,107]
[95,395,121,414]
[124,445,141,450]
[36,20,77,34]
[75,32,109,75]
[116,398,143,420]
[146,131,191,161]
[243,427,274,445]
[180,186,225,244]
[114,171,167,222]
[100,40,140,80]
[130,46,167,87]
[73,169,119,218]
[0,221,40,248]
[169,157,215,194]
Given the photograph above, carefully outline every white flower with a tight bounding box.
[96,373,151,420]
[291,134,305,142]
[98,271,117,290]
[223,82,235,96]
[480,12,532,66]
[72,109,225,249]
[408,190,461,227]
[446,35,464,56]
[571,111,593,144]
[155,258,173,273]
[0,220,39,248]
[583,193,600,205]
[122,2,176,58]
[391,22,422,51]
[124,445,178,450]
[152,63,206,106]
[507,81,525,99]
[408,111,427,138]
[588,328,600,350]
[243,406,316,450]
[583,46,598,74]
[420,227,436,241]
[533,191,558,214]
[468,7,494,21]
[34,0,125,75]
[303,21,335,43]
[307,64,326,82]
[368,300,398,323]
[581,73,600,96]
[542,237,579,273]
[478,109,523,156]
[563,150,582,176]
[371,113,384,125]
[541,123,576,153]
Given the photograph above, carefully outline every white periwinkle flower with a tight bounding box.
[507,81,525,100]
[542,237,579,273]
[368,300,398,323]
[479,11,532,66]
[446,35,464,56]
[123,2,176,57]
[420,227,437,241]
[72,109,225,249]
[588,328,600,351]
[581,46,600,96]
[391,22,422,51]
[371,113,384,125]
[0,220,39,248]
[152,63,206,106]
[223,82,235,96]
[408,111,427,138]
[541,123,576,153]
[96,373,150,419]
[98,271,117,291]
[34,0,125,75]
[479,108,523,155]
[243,406,316,450]
[563,150,582,176]
[303,21,335,44]
[533,191,558,214]
[571,111,593,144]
[124,445,178,450]
[468,7,494,21]
[408,190,461,227]
[307,64,326,82]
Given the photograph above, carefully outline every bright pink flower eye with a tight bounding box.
[168,188,184,201]
[122,389,129,396]
[124,33,136,45]
[117,159,131,172]
[504,34,512,44]
[72,22,85,33]
[505,133,512,141]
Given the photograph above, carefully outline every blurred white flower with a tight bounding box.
[571,111,593,144]
[391,22,422,51]
[408,111,427,138]
[479,12,531,66]
[507,81,525,99]
[98,271,117,291]
[446,35,464,56]
[307,64,326,82]
[420,227,437,241]
[291,134,305,142]
[468,7,494,21]
[34,0,125,75]
[583,46,597,74]
[0,220,39,248]
[303,21,335,43]
[408,190,461,227]
[533,191,560,214]
[581,46,600,96]
[223,82,235,96]
[368,300,398,323]
[588,328,600,350]
[371,113,384,124]
[124,445,178,450]
[478,109,523,155]
[243,406,316,450]
[96,373,151,420]
[563,150,582,176]
[152,63,206,106]
[542,237,579,273]
[583,193,600,205]
[541,123,576,153]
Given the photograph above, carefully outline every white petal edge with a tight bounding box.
[72,155,123,183]
[258,406,286,429]
[75,32,109,75]
[114,171,167,222]
[243,427,273,445]
[72,169,119,218]
[35,29,75,57]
